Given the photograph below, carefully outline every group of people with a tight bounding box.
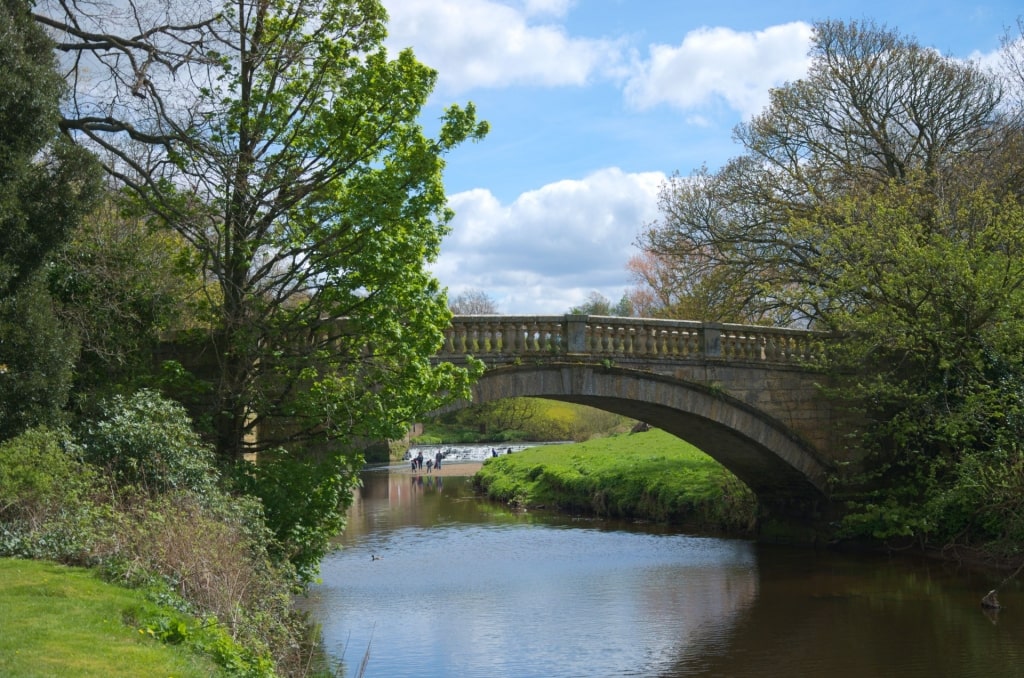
[411,450,444,473]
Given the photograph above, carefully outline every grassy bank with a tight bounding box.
[473,428,757,534]
[0,558,222,677]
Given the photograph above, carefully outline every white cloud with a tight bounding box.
[520,0,574,18]
[383,0,623,92]
[433,168,665,314]
[385,2,813,116]
[624,22,814,118]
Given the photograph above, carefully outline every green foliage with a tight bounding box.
[0,0,101,297]
[230,447,362,587]
[0,274,80,440]
[428,398,631,444]
[80,0,492,460]
[812,179,1024,549]
[49,196,208,401]
[569,291,633,316]
[78,389,218,497]
[0,427,92,523]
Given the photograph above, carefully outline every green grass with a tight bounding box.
[0,558,221,678]
[474,428,757,533]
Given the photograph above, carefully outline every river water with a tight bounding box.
[302,456,1024,678]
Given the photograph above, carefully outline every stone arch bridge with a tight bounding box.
[436,315,855,530]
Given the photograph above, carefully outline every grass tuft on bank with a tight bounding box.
[473,428,757,534]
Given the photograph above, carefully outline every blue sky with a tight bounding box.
[381,0,1020,314]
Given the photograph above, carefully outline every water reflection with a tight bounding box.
[304,468,1024,678]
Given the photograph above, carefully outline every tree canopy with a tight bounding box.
[638,19,1010,325]
[0,0,99,298]
[638,19,1024,549]
[449,288,499,315]
[36,0,488,458]
[0,0,100,440]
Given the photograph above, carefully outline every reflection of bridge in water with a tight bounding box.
[435,315,853,534]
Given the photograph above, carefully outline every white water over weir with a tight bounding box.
[402,441,569,463]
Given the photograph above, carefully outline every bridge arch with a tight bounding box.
[449,363,833,519]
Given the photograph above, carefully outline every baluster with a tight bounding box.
[589,324,604,355]
[484,321,496,354]
[522,320,536,353]
[502,320,517,354]
[741,331,753,359]
[554,320,566,353]
[615,325,628,355]
[663,329,679,358]
[781,335,794,361]
[456,323,468,354]
[540,320,552,353]
[442,325,455,355]
[602,324,615,354]
[632,326,646,356]
[674,329,687,356]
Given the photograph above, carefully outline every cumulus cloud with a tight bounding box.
[623,22,814,118]
[432,168,665,314]
[384,1,814,117]
[383,0,623,92]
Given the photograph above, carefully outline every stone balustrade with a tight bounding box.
[439,315,820,364]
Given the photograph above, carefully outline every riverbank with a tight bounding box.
[472,428,758,534]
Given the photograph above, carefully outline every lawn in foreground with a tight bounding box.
[0,558,220,678]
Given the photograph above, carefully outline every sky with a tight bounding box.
[380,0,1021,314]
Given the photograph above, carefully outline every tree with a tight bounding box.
[454,398,539,436]
[569,291,632,316]
[449,288,499,315]
[625,247,753,321]
[640,20,1005,326]
[642,19,1024,547]
[38,0,489,459]
[0,275,80,440]
[0,0,99,299]
[49,193,209,404]
[0,0,99,441]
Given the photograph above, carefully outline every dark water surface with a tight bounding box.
[302,465,1024,678]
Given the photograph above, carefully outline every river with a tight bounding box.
[302,455,1024,678]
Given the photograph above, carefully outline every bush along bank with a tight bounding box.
[472,428,758,535]
[0,390,348,677]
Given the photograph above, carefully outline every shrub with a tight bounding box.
[0,427,90,522]
[230,447,361,587]
[79,389,218,497]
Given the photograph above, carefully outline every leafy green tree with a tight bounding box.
[0,0,99,298]
[455,398,541,436]
[570,291,633,316]
[0,0,99,441]
[48,194,209,404]
[40,0,488,459]
[0,275,80,441]
[640,20,1004,325]
[641,19,1024,549]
